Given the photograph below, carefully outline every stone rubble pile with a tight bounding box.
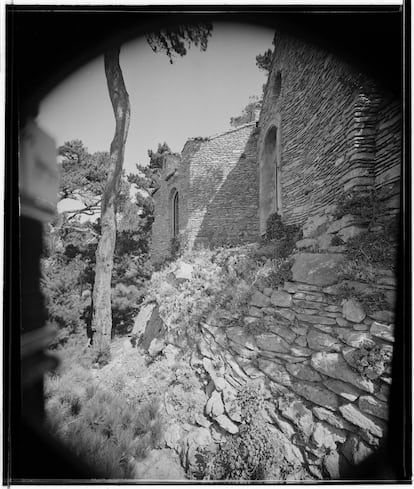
[134,213,396,480]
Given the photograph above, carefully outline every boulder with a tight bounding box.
[270,290,293,308]
[303,214,331,238]
[250,290,271,308]
[131,303,157,339]
[326,214,355,234]
[148,338,165,357]
[215,414,239,434]
[292,253,345,286]
[205,390,224,417]
[342,299,366,323]
[306,330,342,352]
[140,305,166,351]
[311,352,374,393]
[174,262,193,282]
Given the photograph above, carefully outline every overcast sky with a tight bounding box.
[37,22,274,175]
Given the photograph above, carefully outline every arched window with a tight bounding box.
[260,125,280,234]
[172,190,179,237]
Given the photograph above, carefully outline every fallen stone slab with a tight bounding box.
[292,253,345,287]
[343,299,366,323]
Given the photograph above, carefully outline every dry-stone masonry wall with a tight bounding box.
[152,124,259,263]
[141,210,396,479]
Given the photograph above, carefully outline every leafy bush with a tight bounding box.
[348,343,393,380]
[206,382,283,480]
[345,229,397,270]
[334,189,376,222]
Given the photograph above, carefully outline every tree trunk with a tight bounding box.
[91,47,130,354]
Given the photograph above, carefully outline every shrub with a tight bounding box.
[337,283,389,313]
[205,382,283,480]
[46,379,164,479]
[334,189,375,222]
[348,343,393,380]
[345,229,397,270]
[263,213,301,259]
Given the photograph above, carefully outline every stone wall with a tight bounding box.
[184,123,259,249]
[151,152,191,264]
[151,124,260,263]
[374,97,401,221]
[258,33,401,231]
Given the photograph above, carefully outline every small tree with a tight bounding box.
[230,96,261,128]
[92,24,212,356]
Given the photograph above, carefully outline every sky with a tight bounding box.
[37,22,274,175]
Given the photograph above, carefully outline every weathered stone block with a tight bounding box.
[323,378,362,402]
[270,290,293,308]
[256,333,290,353]
[312,407,354,431]
[307,329,342,352]
[258,359,292,386]
[342,299,366,323]
[298,313,337,325]
[303,214,331,238]
[286,362,322,382]
[250,290,271,308]
[339,404,385,438]
[226,326,257,350]
[248,306,263,318]
[358,395,388,421]
[278,395,315,439]
[311,352,374,393]
[336,330,374,348]
[267,323,296,343]
[312,421,347,449]
[291,382,339,410]
[292,253,345,286]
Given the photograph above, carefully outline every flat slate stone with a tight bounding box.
[256,333,290,353]
[258,359,292,386]
[292,253,345,286]
[358,395,388,421]
[323,378,362,402]
[286,363,322,382]
[226,326,257,350]
[339,403,385,438]
[311,352,374,393]
[307,330,342,352]
[291,382,339,410]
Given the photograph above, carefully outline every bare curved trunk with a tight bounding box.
[92,47,130,354]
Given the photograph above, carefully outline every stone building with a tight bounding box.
[151,31,401,263]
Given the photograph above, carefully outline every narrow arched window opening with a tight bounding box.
[172,191,179,237]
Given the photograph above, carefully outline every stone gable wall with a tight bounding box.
[185,124,260,249]
[151,153,191,264]
[258,33,401,229]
